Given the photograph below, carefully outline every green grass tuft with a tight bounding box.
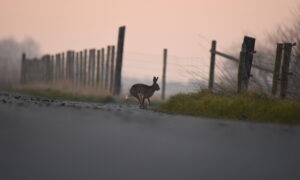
[156,89,300,125]
[11,88,116,103]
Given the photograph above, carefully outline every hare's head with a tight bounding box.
[153,76,160,91]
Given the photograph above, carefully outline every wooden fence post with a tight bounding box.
[87,50,91,86]
[61,53,65,80]
[36,59,40,82]
[67,51,75,83]
[41,56,45,82]
[32,58,37,82]
[58,54,62,81]
[59,53,62,81]
[90,49,96,86]
[44,55,51,82]
[55,54,60,81]
[101,48,105,88]
[26,59,30,83]
[109,46,115,93]
[105,46,111,90]
[161,48,167,100]
[76,52,80,85]
[209,40,216,90]
[114,26,126,95]
[238,43,247,93]
[79,51,83,86]
[20,53,26,84]
[272,43,283,95]
[66,51,70,81]
[49,56,54,83]
[280,43,293,98]
[26,57,30,83]
[38,59,42,82]
[65,52,68,80]
[36,58,40,82]
[237,36,256,93]
[96,49,101,87]
[83,49,87,86]
[71,52,75,84]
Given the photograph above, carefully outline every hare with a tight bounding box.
[129,76,160,108]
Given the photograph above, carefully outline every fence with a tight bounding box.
[121,36,297,100]
[18,29,297,99]
[20,26,126,95]
[209,36,296,98]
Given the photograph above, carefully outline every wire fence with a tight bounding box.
[121,49,211,98]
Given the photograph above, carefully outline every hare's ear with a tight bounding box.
[156,77,159,81]
[153,76,156,82]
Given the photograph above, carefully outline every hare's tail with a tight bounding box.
[125,94,132,100]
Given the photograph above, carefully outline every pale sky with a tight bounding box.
[0,0,299,82]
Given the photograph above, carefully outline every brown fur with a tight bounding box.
[129,77,160,108]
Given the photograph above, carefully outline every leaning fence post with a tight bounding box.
[237,36,256,93]
[272,43,283,95]
[209,40,216,90]
[161,48,168,100]
[280,43,294,98]
[114,26,126,95]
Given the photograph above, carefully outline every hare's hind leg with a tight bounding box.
[140,97,146,109]
[137,93,143,107]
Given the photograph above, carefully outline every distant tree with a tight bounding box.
[0,37,40,60]
[0,37,40,88]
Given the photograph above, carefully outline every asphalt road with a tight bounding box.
[1,92,300,180]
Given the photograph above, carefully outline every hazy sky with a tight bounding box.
[0,0,299,82]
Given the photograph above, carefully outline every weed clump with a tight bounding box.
[156,89,300,125]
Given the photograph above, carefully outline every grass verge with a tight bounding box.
[10,88,115,103]
[156,89,300,125]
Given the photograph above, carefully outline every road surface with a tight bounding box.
[0,92,300,180]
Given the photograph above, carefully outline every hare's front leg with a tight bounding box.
[147,98,151,105]
[136,97,141,106]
